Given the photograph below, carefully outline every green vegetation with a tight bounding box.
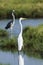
[23,25,43,58]
[0,29,8,37]
[0,29,17,51]
[0,0,43,19]
[0,38,17,51]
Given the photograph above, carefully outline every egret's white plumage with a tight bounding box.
[18,18,23,51]
[18,18,25,65]
[18,33,23,51]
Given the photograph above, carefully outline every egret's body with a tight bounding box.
[18,18,23,51]
[18,18,24,65]
[18,33,23,51]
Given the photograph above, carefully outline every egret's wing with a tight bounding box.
[18,37,23,51]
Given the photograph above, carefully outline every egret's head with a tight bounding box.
[20,17,26,21]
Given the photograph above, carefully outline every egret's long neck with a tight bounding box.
[19,19,22,35]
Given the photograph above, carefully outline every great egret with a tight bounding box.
[5,10,15,38]
[18,17,25,65]
[18,17,25,51]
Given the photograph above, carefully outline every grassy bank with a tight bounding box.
[0,0,43,19]
[0,29,17,51]
[23,24,43,58]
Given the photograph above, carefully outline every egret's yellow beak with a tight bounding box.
[22,18,27,20]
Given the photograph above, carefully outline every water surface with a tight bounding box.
[0,19,43,36]
[0,51,43,65]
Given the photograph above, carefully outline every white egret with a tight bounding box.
[18,17,24,51]
[18,17,25,65]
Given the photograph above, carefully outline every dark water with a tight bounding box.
[0,19,43,36]
[0,51,43,65]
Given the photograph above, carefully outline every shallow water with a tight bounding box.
[0,19,43,36]
[0,50,43,65]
